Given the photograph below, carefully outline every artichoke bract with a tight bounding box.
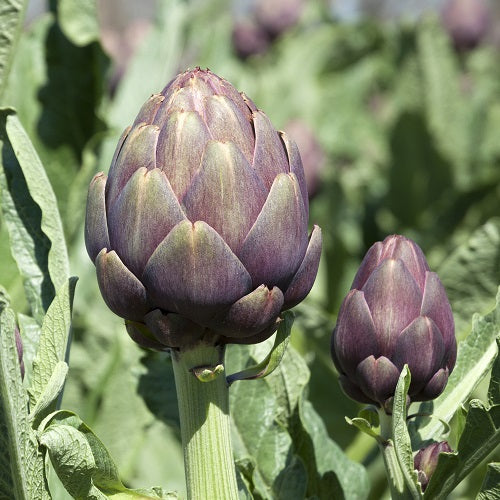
[85,68,321,349]
[331,235,456,409]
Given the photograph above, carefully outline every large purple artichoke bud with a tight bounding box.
[85,68,321,350]
[331,235,456,408]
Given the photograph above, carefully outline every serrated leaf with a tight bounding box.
[297,400,368,500]
[477,463,500,500]
[4,111,69,287]
[410,288,500,446]
[0,0,27,101]
[227,312,292,384]
[40,423,106,500]
[57,0,99,46]
[230,343,368,500]
[0,299,47,499]
[392,366,421,498]
[231,370,299,499]
[438,219,500,340]
[0,110,56,322]
[41,410,170,499]
[424,401,500,498]
[29,277,77,407]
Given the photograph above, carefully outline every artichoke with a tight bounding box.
[331,235,456,408]
[85,68,321,349]
[414,441,452,491]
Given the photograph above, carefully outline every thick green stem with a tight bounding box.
[378,410,416,500]
[172,344,238,500]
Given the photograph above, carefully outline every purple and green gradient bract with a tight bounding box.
[85,68,321,349]
[331,235,456,408]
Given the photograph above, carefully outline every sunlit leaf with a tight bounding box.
[0,295,47,499]
[58,0,100,46]
[29,277,77,408]
[0,0,27,101]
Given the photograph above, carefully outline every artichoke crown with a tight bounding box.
[85,68,321,349]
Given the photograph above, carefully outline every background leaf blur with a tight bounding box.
[1,0,499,498]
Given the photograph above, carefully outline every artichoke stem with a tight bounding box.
[172,343,239,500]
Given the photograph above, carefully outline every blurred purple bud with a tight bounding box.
[331,235,456,408]
[441,0,490,51]
[284,119,325,198]
[232,20,271,59]
[414,441,452,491]
[255,0,305,38]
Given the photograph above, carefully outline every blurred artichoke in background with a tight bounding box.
[284,119,325,198]
[232,20,271,59]
[414,441,452,491]
[85,68,321,350]
[232,0,305,59]
[331,235,456,409]
[441,0,491,51]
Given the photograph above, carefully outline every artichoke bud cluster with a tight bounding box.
[85,68,321,350]
[331,235,456,409]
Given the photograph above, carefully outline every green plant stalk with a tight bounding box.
[171,343,239,500]
[378,410,418,500]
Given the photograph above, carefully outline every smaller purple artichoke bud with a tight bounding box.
[331,235,456,409]
[414,441,452,491]
[441,0,490,51]
[14,326,25,380]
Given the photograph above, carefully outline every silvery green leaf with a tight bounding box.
[0,0,27,101]
[29,277,77,408]
[30,361,68,428]
[0,299,47,499]
[57,0,99,46]
[40,423,106,500]
[438,219,500,340]
[17,313,41,386]
[41,410,173,499]
[0,109,69,323]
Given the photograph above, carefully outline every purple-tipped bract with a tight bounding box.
[331,235,456,408]
[85,68,321,349]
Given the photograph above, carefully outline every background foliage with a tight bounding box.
[1,0,499,498]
